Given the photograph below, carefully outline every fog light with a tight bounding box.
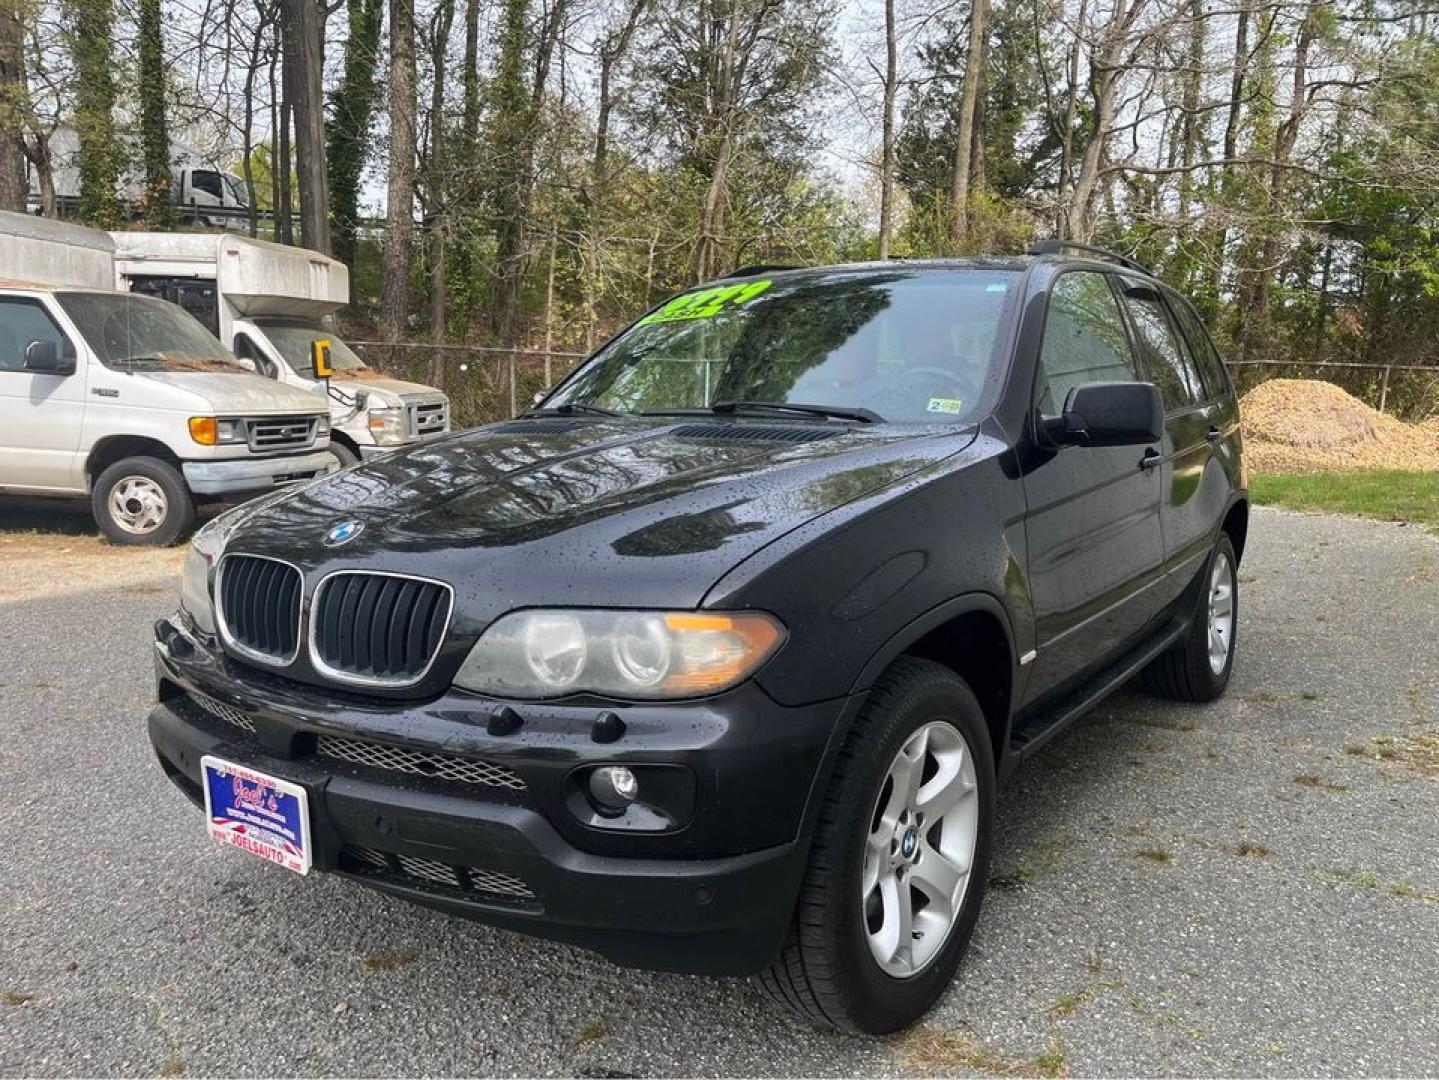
[588,765,638,813]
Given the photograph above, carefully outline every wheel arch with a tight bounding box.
[85,436,183,492]
[850,593,1018,775]
[1221,495,1249,565]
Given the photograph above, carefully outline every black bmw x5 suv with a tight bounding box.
[148,242,1246,1034]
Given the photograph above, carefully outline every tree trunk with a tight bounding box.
[379,0,416,341]
[273,38,294,244]
[0,0,28,212]
[877,0,897,258]
[137,0,172,225]
[281,0,330,253]
[1056,0,1084,236]
[425,0,453,347]
[69,0,120,226]
[949,0,987,245]
[1209,0,1249,296]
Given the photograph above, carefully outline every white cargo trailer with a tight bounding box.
[111,232,451,464]
[0,211,336,544]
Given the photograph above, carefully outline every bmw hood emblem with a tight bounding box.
[324,519,365,547]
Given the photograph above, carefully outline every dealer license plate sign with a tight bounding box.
[201,755,311,875]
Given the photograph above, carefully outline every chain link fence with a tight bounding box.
[349,342,587,427]
[1226,359,1439,419]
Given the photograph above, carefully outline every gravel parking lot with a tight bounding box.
[1,504,1436,1077]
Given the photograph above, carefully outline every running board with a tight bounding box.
[1009,616,1190,761]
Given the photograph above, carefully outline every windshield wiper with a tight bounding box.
[710,400,883,424]
[523,402,626,418]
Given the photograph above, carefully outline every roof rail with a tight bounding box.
[722,263,800,278]
[1027,238,1152,276]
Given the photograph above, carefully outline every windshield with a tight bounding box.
[57,292,247,373]
[255,318,369,377]
[546,269,1019,424]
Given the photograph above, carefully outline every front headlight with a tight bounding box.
[315,414,331,436]
[188,416,247,445]
[368,407,407,444]
[453,610,785,700]
[179,515,228,635]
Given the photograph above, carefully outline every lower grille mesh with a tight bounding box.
[341,845,537,905]
[315,735,526,791]
[190,690,256,734]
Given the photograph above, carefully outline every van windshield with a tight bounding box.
[545,269,1020,424]
[254,319,369,377]
[57,292,248,373]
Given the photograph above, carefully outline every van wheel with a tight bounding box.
[328,441,360,468]
[1141,533,1238,702]
[92,457,194,546]
[755,657,994,1034]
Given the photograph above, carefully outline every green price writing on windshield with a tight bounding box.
[637,280,774,325]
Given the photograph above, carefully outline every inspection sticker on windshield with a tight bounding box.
[638,280,773,325]
[201,756,311,875]
[927,397,966,415]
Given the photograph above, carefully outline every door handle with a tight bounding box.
[1205,426,1222,442]
[1139,447,1163,470]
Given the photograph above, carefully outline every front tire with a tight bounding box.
[756,657,995,1034]
[1141,532,1238,702]
[91,456,194,546]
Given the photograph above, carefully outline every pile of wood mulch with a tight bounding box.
[1239,379,1439,474]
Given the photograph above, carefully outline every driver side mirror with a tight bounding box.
[1042,381,1163,448]
[310,338,333,379]
[23,339,73,376]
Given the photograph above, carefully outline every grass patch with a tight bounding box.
[158,1057,184,1078]
[1293,773,1348,792]
[1235,841,1272,858]
[359,949,416,972]
[1136,848,1172,864]
[1250,470,1439,529]
[576,1020,610,1045]
[894,1027,1067,1078]
[3,991,37,1006]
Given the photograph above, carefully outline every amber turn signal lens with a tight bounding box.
[659,612,785,694]
[188,416,218,445]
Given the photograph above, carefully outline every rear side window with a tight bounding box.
[1167,295,1230,399]
[1117,281,1204,410]
[0,298,73,372]
[1037,271,1139,408]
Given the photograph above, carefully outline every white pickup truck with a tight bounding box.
[0,212,336,545]
[110,232,451,465]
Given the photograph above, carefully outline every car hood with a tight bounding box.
[134,370,330,415]
[220,416,977,619]
[325,373,446,405]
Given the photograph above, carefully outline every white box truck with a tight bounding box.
[0,212,337,545]
[110,232,451,464]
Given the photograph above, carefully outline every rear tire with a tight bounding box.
[1141,533,1238,702]
[91,456,194,546]
[756,657,995,1034]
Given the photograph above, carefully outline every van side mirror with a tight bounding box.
[23,339,72,376]
[1042,381,1163,448]
[311,338,333,379]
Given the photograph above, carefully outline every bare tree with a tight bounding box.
[379,0,416,340]
[281,0,330,252]
[949,0,986,244]
[877,0,898,257]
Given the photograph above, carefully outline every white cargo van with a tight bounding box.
[110,232,451,465]
[0,212,336,545]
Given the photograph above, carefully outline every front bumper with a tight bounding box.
[147,617,848,975]
[182,449,339,496]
